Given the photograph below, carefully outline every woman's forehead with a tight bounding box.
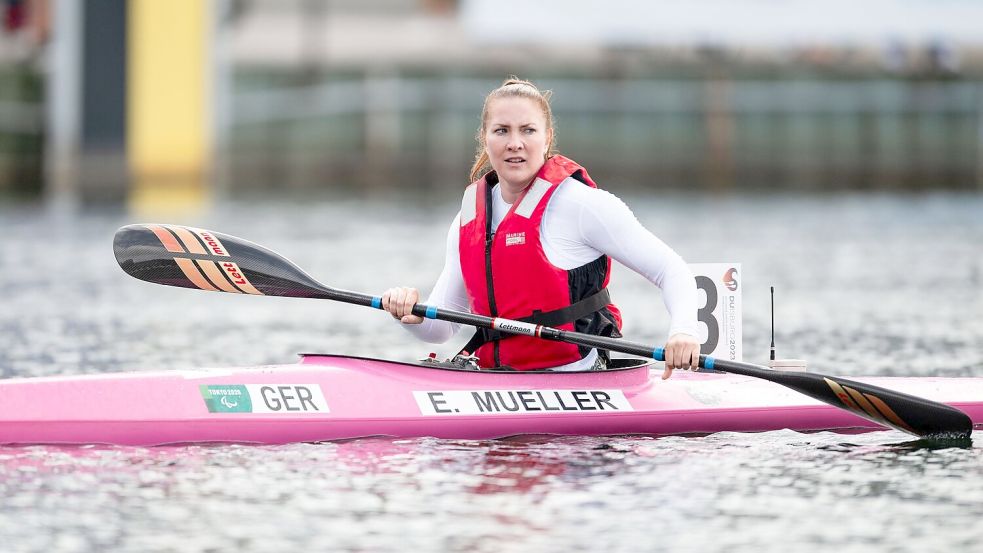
[486,97,545,123]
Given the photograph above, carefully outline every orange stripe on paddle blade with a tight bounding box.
[823,378,862,412]
[218,261,264,295]
[174,258,219,292]
[864,393,916,433]
[166,225,207,254]
[193,228,230,257]
[145,224,184,253]
[195,260,243,293]
[844,385,886,421]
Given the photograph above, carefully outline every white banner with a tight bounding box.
[689,263,742,361]
[414,389,633,416]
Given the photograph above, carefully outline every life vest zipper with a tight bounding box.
[483,184,501,367]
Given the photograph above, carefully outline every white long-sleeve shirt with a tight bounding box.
[402,182,699,371]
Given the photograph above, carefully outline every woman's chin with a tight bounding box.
[498,166,535,184]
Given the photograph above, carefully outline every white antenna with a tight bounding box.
[770,286,776,362]
[768,285,807,372]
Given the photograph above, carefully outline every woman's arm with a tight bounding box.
[544,184,700,376]
[546,185,700,338]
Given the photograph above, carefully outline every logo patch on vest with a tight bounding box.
[505,232,526,246]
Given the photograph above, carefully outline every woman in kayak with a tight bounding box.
[382,77,699,377]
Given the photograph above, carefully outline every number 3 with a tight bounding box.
[694,275,719,355]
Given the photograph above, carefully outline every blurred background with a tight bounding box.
[2,7,982,552]
[2,0,982,212]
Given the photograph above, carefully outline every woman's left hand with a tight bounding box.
[662,333,701,380]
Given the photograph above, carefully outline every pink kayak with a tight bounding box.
[0,354,980,446]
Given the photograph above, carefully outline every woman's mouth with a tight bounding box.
[505,157,526,164]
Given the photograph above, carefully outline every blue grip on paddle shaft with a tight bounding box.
[653,348,716,370]
[425,305,437,319]
[371,297,382,309]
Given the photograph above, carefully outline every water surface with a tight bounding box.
[1,192,981,552]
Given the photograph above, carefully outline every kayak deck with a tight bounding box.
[0,354,980,446]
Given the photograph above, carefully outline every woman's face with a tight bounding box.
[483,97,552,192]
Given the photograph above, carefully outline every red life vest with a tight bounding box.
[458,155,623,370]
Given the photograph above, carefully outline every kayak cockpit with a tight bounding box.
[297,353,653,374]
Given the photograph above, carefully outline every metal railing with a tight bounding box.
[225,73,983,191]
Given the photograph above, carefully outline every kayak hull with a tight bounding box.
[1,354,980,446]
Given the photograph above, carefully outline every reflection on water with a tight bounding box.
[1,192,982,552]
[0,432,980,552]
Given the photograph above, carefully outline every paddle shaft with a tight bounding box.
[113,223,974,440]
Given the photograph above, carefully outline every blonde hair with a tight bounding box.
[468,76,558,183]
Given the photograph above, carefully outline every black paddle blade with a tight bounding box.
[813,373,974,440]
[712,359,974,440]
[113,224,331,298]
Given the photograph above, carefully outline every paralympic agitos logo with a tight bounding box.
[723,267,739,292]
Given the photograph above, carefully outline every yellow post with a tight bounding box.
[127,0,209,215]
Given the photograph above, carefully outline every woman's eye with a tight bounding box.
[523,128,536,134]
[494,128,507,135]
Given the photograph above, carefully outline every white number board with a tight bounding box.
[689,263,742,361]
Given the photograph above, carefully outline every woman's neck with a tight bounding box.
[498,177,534,204]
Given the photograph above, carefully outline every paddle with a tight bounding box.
[113,223,974,440]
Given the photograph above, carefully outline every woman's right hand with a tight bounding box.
[381,287,424,324]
